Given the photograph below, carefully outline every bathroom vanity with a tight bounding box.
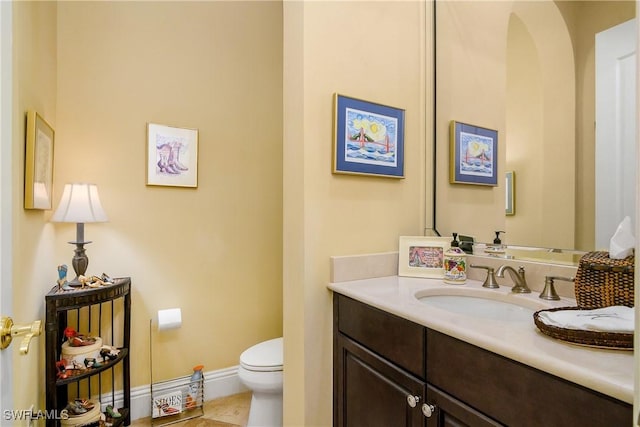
[330,277,632,427]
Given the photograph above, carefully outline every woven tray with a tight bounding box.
[533,307,633,350]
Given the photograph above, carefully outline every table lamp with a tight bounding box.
[51,183,108,285]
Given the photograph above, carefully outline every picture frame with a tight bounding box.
[449,120,498,186]
[398,236,451,278]
[24,110,55,210]
[147,123,199,188]
[505,171,515,215]
[333,94,405,178]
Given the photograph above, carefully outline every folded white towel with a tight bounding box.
[538,306,634,333]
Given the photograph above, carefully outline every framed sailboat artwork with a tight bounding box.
[333,94,405,178]
[449,120,498,186]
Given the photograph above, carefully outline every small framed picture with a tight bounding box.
[505,171,515,215]
[333,94,405,178]
[398,236,451,278]
[450,120,498,186]
[24,111,55,210]
[147,123,199,188]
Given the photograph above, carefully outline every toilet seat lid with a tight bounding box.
[240,337,283,371]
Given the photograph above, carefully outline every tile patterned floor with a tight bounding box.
[132,392,251,427]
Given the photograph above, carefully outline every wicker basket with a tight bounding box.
[573,251,634,309]
[533,307,633,349]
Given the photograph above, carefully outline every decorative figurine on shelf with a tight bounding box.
[105,405,122,419]
[84,357,102,369]
[101,272,115,285]
[65,400,88,416]
[56,359,69,379]
[77,275,89,288]
[100,345,120,362]
[74,399,94,411]
[57,264,73,291]
[64,326,97,347]
[77,274,115,288]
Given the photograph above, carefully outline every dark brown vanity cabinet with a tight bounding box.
[333,293,632,427]
[334,294,427,427]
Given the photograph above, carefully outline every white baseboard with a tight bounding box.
[99,365,248,421]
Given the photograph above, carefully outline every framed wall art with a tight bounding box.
[333,94,405,178]
[450,120,498,186]
[147,123,199,188]
[24,110,55,210]
[505,171,515,215]
[398,236,451,278]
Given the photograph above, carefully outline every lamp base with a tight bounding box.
[67,277,83,287]
[68,240,91,283]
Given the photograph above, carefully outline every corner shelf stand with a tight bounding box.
[45,277,131,427]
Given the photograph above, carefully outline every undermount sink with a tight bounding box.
[415,287,551,322]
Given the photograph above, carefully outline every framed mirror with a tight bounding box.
[433,0,636,262]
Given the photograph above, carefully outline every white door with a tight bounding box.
[595,19,637,249]
[0,0,13,413]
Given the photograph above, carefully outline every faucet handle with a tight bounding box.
[470,265,499,289]
[539,276,575,301]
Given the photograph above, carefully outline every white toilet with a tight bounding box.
[238,337,283,427]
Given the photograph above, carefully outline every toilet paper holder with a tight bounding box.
[149,309,205,425]
[157,308,182,331]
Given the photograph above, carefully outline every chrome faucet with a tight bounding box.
[496,265,531,293]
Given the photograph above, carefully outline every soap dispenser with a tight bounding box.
[444,246,466,284]
[451,232,459,247]
[485,231,506,255]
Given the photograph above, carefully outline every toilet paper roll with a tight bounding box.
[157,308,182,330]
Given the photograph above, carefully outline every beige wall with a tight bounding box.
[55,0,284,383]
[12,0,58,413]
[12,0,284,409]
[283,1,430,425]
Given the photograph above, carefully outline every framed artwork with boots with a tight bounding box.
[147,122,199,188]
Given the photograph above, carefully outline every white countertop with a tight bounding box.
[328,276,633,404]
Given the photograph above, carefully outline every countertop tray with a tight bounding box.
[533,307,633,350]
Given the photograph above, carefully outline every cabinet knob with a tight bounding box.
[422,403,436,418]
[406,394,420,408]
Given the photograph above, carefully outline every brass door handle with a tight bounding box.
[0,316,42,355]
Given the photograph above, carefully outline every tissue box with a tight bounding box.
[574,251,634,309]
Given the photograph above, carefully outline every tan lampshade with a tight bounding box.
[51,183,108,223]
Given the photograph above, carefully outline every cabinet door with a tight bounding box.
[427,329,632,426]
[335,334,426,427]
[425,384,503,427]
